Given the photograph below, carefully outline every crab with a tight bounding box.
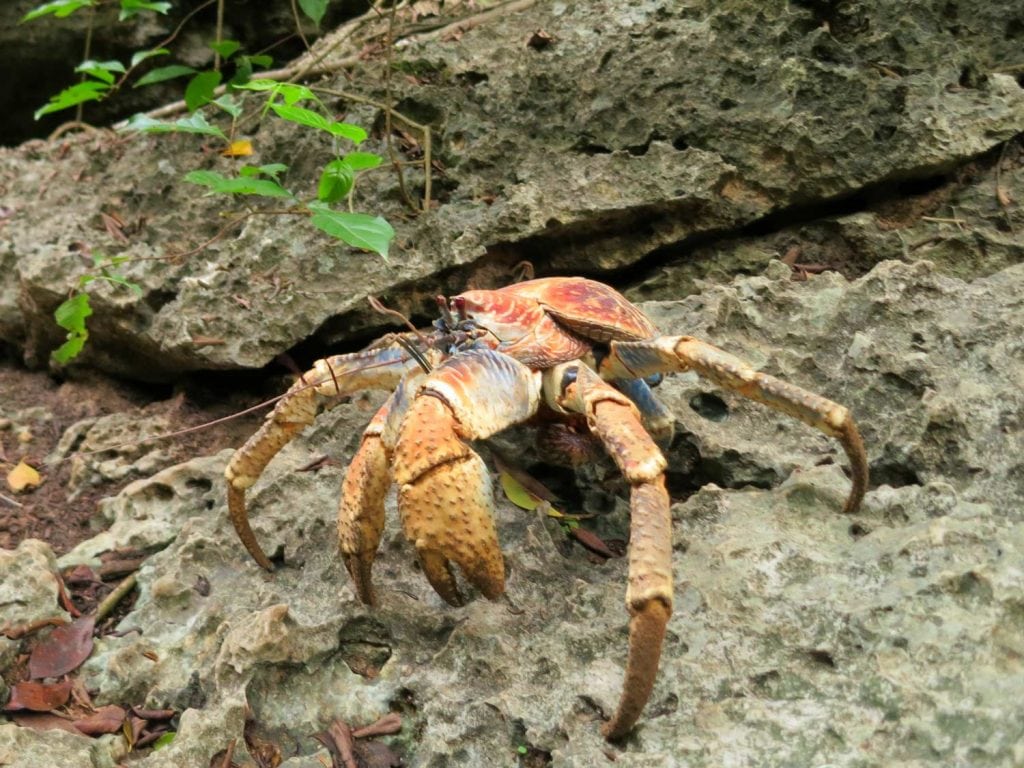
[224,276,868,740]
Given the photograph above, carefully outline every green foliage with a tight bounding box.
[122,112,226,139]
[308,204,395,261]
[152,731,176,750]
[299,0,328,26]
[21,0,93,22]
[31,0,400,359]
[52,254,142,364]
[184,169,293,199]
[53,293,92,364]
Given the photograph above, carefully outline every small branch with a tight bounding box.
[290,0,313,54]
[95,574,138,624]
[0,491,24,508]
[214,0,225,71]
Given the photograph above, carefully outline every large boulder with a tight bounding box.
[1,0,1022,378]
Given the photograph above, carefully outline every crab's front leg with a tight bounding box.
[549,364,672,741]
[393,348,541,605]
[602,336,869,514]
[225,343,425,570]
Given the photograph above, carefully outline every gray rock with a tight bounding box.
[2,1,1022,378]
[5,256,1022,765]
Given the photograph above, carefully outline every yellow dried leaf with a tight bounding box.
[222,139,253,157]
[499,470,540,511]
[7,460,41,492]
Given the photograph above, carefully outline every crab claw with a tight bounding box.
[392,348,541,605]
[394,393,506,605]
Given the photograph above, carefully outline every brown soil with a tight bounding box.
[0,362,264,556]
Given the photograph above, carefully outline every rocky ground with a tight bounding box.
[2,1,1024,766]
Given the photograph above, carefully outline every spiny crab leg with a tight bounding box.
[603,336,869,514]
[553,364,673,740]
[392,348,541,606]
[224,343,425,570]
[338,371,425,605]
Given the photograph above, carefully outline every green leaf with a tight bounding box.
[119,0,171,19]
[238,163,288,180]
[246,54,274,69]
[121,112,227,140]
[317,159,354,203]
[210,40,242,60]
[75,59,126,84]
[308,204,394,259]
[21,0,93,22]
[52,293,93,364]
[184,170,293,198]
[342,152,383,170]
[130,48,169,67]
[134,64,196,88]
[34,81,109,119]
[299,0,328,26]
[269,104,367,143]
[152,732,176,750]
[326,122,367,143]
[234,80,316,105]
[211,94,242,118]
[185,70,222,112]
[93,273,144,297]
[269,103,331,132]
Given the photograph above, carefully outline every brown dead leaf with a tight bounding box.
[6,459,41,492]
[10,712,81,734]
[570,527,619,559]
[997,185,1013,207]
[73,704,126,736]
[28,615,95,678]
[3,679,73,712]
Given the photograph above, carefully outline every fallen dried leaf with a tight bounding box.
[570,527,619,559]
[3,679,73,712]
[997,185,1013,207]
[6,459,41,492]
[28,615,95,678]
[10,712,80,734]
[74,705,126,736]
[222,139,253,157]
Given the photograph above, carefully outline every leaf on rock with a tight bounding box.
[73,705,126,735]
[3,679,73,712]
[28,615,95,678]
[6,459,41,492]
[10,712,81,733]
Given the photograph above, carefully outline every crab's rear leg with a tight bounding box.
[225,344,423,570]
[393,348,541,606]
[603,336,868,514]
[552,364,672,740]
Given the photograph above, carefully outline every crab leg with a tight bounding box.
[602,336,868,514]
[393,348,541,606]
[225,344,424,570]
[554,364,672,740]
[338,371,426,605]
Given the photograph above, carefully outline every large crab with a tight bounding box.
[224,276,868,740]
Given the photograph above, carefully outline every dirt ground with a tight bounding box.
[0,361,265,556]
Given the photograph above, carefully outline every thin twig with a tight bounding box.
[290,0,313,54]
[75,4,96,124]
[214,0,225,71]
[383,2,416,211]
[95,574,138,624]
[0,492,24,509]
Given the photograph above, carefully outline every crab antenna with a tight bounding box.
[393,334,433,374]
